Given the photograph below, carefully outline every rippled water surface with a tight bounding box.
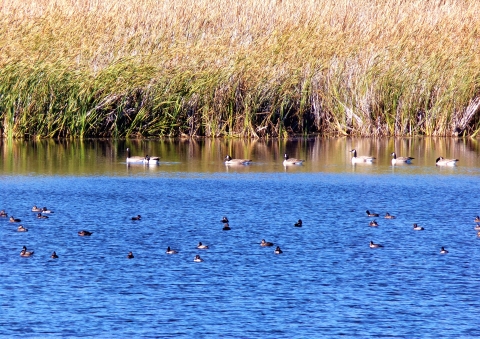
[1,138,480,338]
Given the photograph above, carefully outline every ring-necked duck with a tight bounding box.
[37,213,48,219]
[224,155,252,165]
[350,149,375,164]
[261,239,274,247]
[51,251,59,259]
[369,220,379,227]
[283,154,304,166]
[294,219,302,227]
[131,215,141,221]
[194,254,204,262]
[475,224,480,231]
[144,155,160,165]
[440,247,448,254]
[166,247,178,254]
[9,216,21,222]
[20,246,34,257]
[435,156,459,166]
[127,251,134,259]
[221,216,229,223]
[197,242,209,249]
[413,223,424,231]
[17,225,28,232]
[384,212,396,219]
[31,205,42,212]
[42,207,53,213]
[369,241,383,248]
[0,210,7,217]
[366,210,379,217]
[475,216,480,223]
[78,230,93,236]
[222,223,231,231]
[274,246,283,254]
[391,152,414,165]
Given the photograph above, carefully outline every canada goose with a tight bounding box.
[9,216,21,223]
[413,223,424,231]
[127,251,134,259]
[350,149,375,164]
[166,246,178,254]
[224,155,252,165]
[37,213,48,219]
[144,154,160,165]
[366,210,379,217]
[440,247,448,254]
[222,223,231,231]
[274,246,283,254]
[194,254,204,262]
[42,207,53,213]
[391,152,414,165]
[17,225,28,232]
[20,246,34,257]
[197,242,209,249]
[283,154,304,166]
[126,148,146,164]
[369,241,383,248]
[78,230,93,236]
[131,215,141,221]
[0,210,7,217]
[294,219,303,227]
[51,251,59,259]
[221,216,229,223]
[384,212,396,219]
[261,239,274,247]
[31,205,42,212]
[475,216,480,223]
[435,156,459,166]
[369,220,379,227]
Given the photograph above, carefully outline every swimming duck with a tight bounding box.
[475,216,480,223]
[20,246,34,257]
[222,223,231,231]
[17,225,28,232]
[42,207,53,213]
[283,154,304,166]
[166,246,178,254]
[37,213,48,219]
[384,212,396,219]
[294,219,303,227]
[51,251,59,259]
[435,156,459,166]
[31,205,42,212]
[475,224,480,231]
[369,241,383,248]
[391,152,414,165]
[221,216,229,223]
[78,230,93,236]
[274,246,283,254]
[131,215,141,221]
[144,154,160,165]
[127,251,134,259]
[126,148,146,164]
[440,247,448,254]
[197,242,209,249]
[366,210,379,217]
[413,223,424,231]
[194,254,204,262]
[261,239,274,247]
[224,155,252,165]
[369,220,379,227]
[350,149,375,164]
[0,210,7,217]
[9,216,21,222]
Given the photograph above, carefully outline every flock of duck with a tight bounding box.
[126,147,459,166]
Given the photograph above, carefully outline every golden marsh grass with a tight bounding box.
[0,0,479,138]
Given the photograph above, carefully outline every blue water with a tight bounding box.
[1,168,480,338]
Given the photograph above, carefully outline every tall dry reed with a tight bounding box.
[0,0,479,138]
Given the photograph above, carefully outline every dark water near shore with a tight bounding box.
[1,137,479,338]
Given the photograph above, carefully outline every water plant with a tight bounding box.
[0,0,479,138]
